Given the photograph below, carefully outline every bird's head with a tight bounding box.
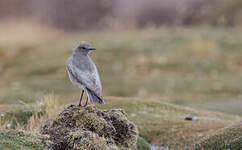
[74,41,96,55]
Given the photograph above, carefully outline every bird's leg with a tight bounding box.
[78,90,84,107]
[83,97,88,107]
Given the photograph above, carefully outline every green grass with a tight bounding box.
[99,97,241,149]
[0,131,47,150]
[0,131,151,150]
[0,97,241,149]
[0,22,242,148]
[137,136,150,150]
[193,121,242,149]
[0,24,242,115]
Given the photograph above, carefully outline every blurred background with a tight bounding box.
[2,0,242,29]
[1,0,242,148]
[1,0,242,115]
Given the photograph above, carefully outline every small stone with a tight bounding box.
[185,116,199,121]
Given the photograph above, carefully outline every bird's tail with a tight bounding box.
[86,88,105,104]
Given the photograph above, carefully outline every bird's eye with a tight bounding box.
[78,46,86,49]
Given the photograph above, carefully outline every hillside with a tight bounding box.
[193,121,242,149]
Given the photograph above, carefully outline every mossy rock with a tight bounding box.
[68,130,119,150]
[41,105,138,150]
[192,121,242,150]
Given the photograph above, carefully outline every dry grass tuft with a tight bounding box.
[27,94,62,132]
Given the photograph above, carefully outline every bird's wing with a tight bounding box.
[68,62,103,100]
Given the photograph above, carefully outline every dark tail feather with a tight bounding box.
[86,88,104,104]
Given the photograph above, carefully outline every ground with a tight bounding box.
[0,96,241,149]
[0,131,47,150]
[193,121,242,149]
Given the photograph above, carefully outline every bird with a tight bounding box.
[66,41,104,107]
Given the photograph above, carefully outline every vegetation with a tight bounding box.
[193,121,242,149]
[1,95,241,149]
[137,136,150,150]
[0,22,242,149]
[100,97,241,149]
[0,131,47,150]
[41,104,138,150]
[1,22,242,115]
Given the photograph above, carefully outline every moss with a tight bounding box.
[137,136,150,150]
[73,111,107,135]
[192,121,242,150]
[69,130,119,150]
[105,109,138,149]
[41,105,138,150]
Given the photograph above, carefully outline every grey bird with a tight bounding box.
[66,41,104,107]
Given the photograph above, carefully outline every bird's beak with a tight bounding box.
[87,47,96,50]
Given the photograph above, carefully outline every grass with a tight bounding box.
[100,97,241,149]
[1,96,241,149]
[0,130,150,150]
[193,121,242,149]
[0,21,242,148]
[0,131,47,150]
[137,136,150,150]
[0,22,242,115]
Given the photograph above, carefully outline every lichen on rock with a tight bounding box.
[41,104,138,150]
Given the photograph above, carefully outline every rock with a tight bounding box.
[185,116,199,121]
[41,105,138,150]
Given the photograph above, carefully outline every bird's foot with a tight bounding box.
[78,98,88,107]
[78,103,88,107]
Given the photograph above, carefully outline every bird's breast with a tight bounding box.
[72,55,95,73]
